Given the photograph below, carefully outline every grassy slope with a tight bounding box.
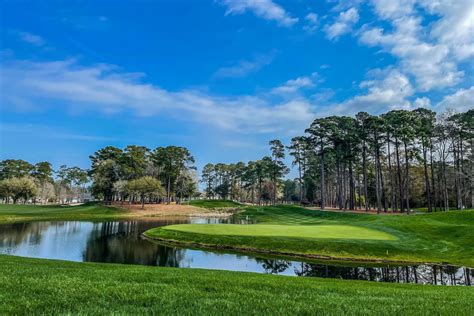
[0,202,129,223]
[1,255,473,315]
[145,205,474,266]
[186,199,242,209]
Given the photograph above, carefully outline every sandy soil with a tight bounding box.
[111,202,235,217]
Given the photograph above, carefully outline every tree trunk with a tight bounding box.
[429,139,437,211]
[387,133,397,212]
[395,138,404,212]
[320,139,325,210]
[167,176,171,204]
[403,141,411,214]
[422,142,432,212]
[362,143,369,211]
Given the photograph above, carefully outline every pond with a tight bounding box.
[0,218,471,286]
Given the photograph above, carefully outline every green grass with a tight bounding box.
[145,205,474,266]
[0,202,128,223]
[1,255,472,315]
[186,199,242,209]
[162,224,397,240]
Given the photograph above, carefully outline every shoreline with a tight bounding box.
[142,233,471,268]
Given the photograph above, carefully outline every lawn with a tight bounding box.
[0,202,128,223]
[0,255,472,315]
[160,224,397,240]
[186,199,242,209]
[145,205,474,266]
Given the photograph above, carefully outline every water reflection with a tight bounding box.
[0,220,471,286]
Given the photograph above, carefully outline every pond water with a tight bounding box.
[0,218,471,286]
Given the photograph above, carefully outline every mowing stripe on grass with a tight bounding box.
[162,224,397,240]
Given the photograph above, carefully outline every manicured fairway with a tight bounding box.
[0,202,127,223]
[186,199,242,209]
[145,205,474,266]
[161,224,397,240]
[1,255,472,315]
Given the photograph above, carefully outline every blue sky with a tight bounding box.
[1,0,473,175]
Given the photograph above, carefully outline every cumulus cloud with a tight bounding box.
[324,7,359,40]
[413,96,431,108]
[221,0,298,27]
[0,58,315,134]
[421,0,474,61]
[319,68,414,116]
[435,86,474,113]
[359,0,469,91]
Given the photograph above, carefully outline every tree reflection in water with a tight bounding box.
[83,220,187,267]
[291,262,472,285]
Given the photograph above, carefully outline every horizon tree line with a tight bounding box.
[201,108,472,213]
[1,108,472,212]
[89,145,197,208]
[0,159,88,204]
[289,108,473,213]
[201,140,289,204]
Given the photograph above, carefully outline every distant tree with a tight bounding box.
[413,108,436,212]
[201,163,215,198]
[89,146,123,203]
[0,177,38,204]
[31,161,54,203]
[113,180,129,206]
[0,159,34,179]
[288,136,309,203]
[151,146,195,203]
[121,145,150,180]
[269,140,289,204]
[127,176,165,209]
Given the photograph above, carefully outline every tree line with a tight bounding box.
[201,140,289,204]
[89,145,197,208]
[2,108,472,212]
[299,108,473,213]
[204,108,473,213]
[0,145,198,208]
[0,160,88,204]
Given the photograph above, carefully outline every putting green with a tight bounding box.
[162,224,397,241]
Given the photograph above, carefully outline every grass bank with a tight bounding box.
[1,255,472,315]
[145,205,474,266]
[0,202,128,223]
[0,202,227,223]
[186,199,242,209]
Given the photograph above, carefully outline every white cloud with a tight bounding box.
[435,86,474,113]
[272,73,321,94]
[214,53,275,78]
[321,68,414,116]
[413,96,431,108]
[1,58,315,134]
[324,8,359,40]
[420,0,474,61]
[359,8,464,91]
[221,0,298,27]
[17,31,45,46]
[303,12,318,33]
[370,0,415,19]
